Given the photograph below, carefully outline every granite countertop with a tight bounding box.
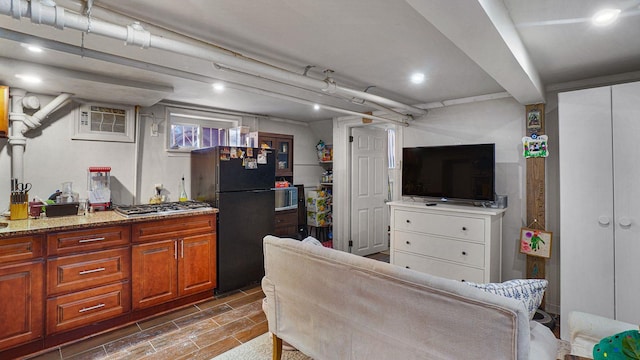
[0,209,219,238]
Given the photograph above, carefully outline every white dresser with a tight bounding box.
[389,201,505,283]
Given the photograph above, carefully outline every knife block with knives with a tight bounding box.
[10,178,29,220]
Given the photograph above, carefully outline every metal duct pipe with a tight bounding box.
[0,0,427,116]
[8,89,73,181]
[8,88,27,183]
[22,92,72,130]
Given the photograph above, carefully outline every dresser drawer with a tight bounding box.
[132,214,216,243]
[46,281,130,334]
[47,248,130,296]
[394,231,485,268]
[393,210,485,242]
[0,235,44,264]
[394,251,484,283]
[47,226,130,256]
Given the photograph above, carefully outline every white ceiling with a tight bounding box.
[1,0,639,122]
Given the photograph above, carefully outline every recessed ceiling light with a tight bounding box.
[212,82,225,91]
[15,74,42,83]
[20,43,43,53]
[313,104,320,111]
[592,8,621,26]
[410,72,425,84]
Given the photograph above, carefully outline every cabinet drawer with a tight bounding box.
[393,251,484,283]
[132,214,216,243]
[47,248,130,296]
[394,231,485,268]
[394,210,485,242]
[47,226,130,256]
[46,281,130,334]
[0,235,44,264]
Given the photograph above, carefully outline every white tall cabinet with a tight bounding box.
[559,81,640,340]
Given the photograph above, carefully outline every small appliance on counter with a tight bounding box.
[88,167,111,210]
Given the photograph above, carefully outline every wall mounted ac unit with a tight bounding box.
[72,102,135,142]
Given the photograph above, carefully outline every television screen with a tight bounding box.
[402,144,495,201]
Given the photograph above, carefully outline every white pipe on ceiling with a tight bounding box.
[0,0,427,117]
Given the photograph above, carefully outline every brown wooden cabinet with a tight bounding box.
[131,214,216,310]
[274,208,298,237]
[45,226,131,335]
[0,235,45,351]
[258,132,293,178]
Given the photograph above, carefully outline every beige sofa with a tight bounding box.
[261,236,558,360]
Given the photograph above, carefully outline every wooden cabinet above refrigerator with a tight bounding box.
[258,132,293,178]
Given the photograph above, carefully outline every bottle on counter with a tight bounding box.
[179,176,188,202]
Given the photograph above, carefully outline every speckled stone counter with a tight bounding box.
[0,209,218,238]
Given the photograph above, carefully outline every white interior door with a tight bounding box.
[350,127,389,256]
[612,81,640,324]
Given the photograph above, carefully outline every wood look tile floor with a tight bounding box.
[24,251,560,360]
[27,285,268,360]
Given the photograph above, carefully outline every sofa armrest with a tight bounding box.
[568,311,637,358]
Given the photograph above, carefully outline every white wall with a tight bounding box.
[332,96,560,314]
[403,97,560,314]
[0,94,327,213]
[0,96,137,209]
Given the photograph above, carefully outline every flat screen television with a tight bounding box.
[402,143,495,202]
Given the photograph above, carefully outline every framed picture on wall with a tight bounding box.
[520,227,552,258]
[527,109,542,132]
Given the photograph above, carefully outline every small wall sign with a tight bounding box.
[520,228,552,258]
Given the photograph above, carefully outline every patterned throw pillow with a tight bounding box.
[463,279,548,319]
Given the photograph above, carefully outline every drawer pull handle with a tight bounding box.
[406,219,411,224]
[461,227,467,231]
[79,303,105,313]
[79,237,106,243]
[405,241,411,245]
[405,266,410,269]
[461,251,467,256]
[79,267,106,275]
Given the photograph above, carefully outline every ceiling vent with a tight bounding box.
[72,102,135,142]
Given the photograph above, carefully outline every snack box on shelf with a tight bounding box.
[307,210,332,227]
[307,196,331,212]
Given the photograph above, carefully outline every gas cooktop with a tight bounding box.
[114,200,213,217]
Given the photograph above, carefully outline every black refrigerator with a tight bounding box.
[191,146,275,293]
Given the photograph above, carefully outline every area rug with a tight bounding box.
[213,333,571,360]
[213,333,311,360]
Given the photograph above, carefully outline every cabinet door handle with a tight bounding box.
[406,219,411,224]
[79,267,106,275]
[461,251,467,256]
[78,237,106,243]
[181,239,184,259]
[619,217,632,227]
[405,241,411,245]
[79,303,105,313]
[461,227,467,231]
[174,241,178,260]
[405,266,410,269]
